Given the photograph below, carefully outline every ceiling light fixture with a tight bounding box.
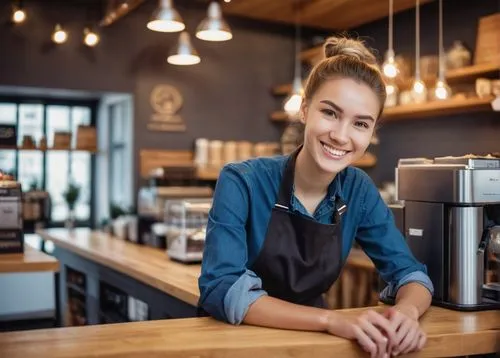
[410,0,427,103]
[196,2,233,42]
[83,28,100,47]
[12,0,26,24]
[167,32,201,66]
[433,0,451,100]
[147,0,185,33]
[382,0,398,78]
[52,24,68,44]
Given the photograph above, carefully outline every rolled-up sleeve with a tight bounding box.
[355,173,434,300]
[198,165,267,323]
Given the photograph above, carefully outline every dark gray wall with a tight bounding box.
[353,0,500,184]
[0,0,298,190]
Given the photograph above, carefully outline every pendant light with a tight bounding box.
[167,31,201,66]
[52,24,68,44]
[12,0,26,24]
[196,2,232,42]
[382,0,398,78]
[432,0,451,100]
[147,0,185,33]
[283,7,303,118]
[410,0,427,103]
[83,27,100,47]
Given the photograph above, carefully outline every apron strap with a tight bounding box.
[275,145,349,223]
[275,145,301,210]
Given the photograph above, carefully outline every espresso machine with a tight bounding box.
[394,155,500,311]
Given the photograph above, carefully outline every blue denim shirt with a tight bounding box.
[198,154,434,324]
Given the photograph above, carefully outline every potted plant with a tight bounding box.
[62,181,81,230]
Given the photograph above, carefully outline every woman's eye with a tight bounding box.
[355,121,370,129]
[320,109,337,118]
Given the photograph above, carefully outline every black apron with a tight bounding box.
[197,146,346,317]
[250,146,346,308]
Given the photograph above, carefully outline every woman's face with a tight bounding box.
[300,77,380,175]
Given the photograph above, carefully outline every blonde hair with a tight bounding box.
[303,35,386,119]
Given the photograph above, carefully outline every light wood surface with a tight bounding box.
[382,96,495,120]
[272,62,500,95]
[222,0,433,31]
[0,305,498,358]
[37,228,201,306]
[0,246,59,273]
[36,229,376,307]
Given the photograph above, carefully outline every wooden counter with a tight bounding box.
[37,228,200,307]
[0,246,59,273]
[0,305,498,358]
[37,228,375,308]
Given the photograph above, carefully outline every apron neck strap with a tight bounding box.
[275,146,348,222]
[275,146,301,210]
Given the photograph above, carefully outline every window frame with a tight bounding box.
[0,94,98,228]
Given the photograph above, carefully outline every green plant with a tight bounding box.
[110,202,127,219]
[63,182,81,211]
[29,179,39,191]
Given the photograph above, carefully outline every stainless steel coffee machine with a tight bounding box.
[395,155,500,311]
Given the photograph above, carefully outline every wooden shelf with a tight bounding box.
[382,96,495,121]
[273,62,500,96]
[0,146,98,153]
[396,62,500,90]
[194,152,376,180]
[271,111,290,122]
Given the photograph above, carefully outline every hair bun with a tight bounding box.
[323,36,377,65]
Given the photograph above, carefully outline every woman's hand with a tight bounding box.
[383,304,427,356]
[325,309,397,358]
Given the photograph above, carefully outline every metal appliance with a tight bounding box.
[395,155,500,310]
[0,179,23,254]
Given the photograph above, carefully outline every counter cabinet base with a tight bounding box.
[53,246,197,327]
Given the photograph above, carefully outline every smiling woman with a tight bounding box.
[198,35,434,358]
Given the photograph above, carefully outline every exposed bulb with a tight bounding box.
[84,28,99,47]
[382,50,398,78]
[386,84,397,95]
[52,24,68,44]
[284,93,303,116]
[12,8,26,23]
[410,78,427,103]
[284,77,304,116]
[412,79,426,94]
[433,79,451,100]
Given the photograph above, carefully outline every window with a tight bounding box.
[109,100,129,209]
[0,97,97,226]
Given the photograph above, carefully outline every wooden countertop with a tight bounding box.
[0,305,498,358]
[0,246,59,273]
[36,228,375,307]
[37,228,201,306]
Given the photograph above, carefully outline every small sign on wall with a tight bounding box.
[148,84,186,132]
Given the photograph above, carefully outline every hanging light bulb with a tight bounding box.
[196,2,232,42]
[147,0,185,33]
[284,77,304,116]
[434,80,451,100]
[432,0,451,101]
[167,32,201,66]
[283,6,303,118]
[83,28,100,47]
[52,24,68,44]
[382,0,398,79]
[383,50,398,78]
[410,0,427,103]
[12,4,26,24]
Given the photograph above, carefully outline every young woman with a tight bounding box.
[198,36,434,358]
